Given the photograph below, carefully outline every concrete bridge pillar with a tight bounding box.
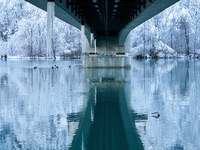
[94,38,97,54]
[90,32,94,47]
[82,33,131,68]
[47,0,55,59]
[81,25,85,52]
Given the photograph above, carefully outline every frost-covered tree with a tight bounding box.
[0,0,81,58]
[131,0,200,58]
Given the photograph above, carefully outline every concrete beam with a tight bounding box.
[119,0,179,46]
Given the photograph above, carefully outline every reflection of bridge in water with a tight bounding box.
[67,68,147,150]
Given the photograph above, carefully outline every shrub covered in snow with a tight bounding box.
[131,41,177,58]
[150,41,177,58]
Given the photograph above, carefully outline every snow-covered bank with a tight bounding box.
[130,41,200,59]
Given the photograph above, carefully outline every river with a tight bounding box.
[0,59,199,150]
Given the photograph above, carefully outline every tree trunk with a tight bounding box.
[52,38,56,59]
[143,23,146,57]
[171,34,173,48]
[185,28,190,56]
[38,24,41,57]
[30,28,33,58]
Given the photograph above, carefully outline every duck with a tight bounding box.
[53,65,59,68]
[151,112,160,118]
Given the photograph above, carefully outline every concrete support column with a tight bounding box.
[90,32,94,47]
[81,24,85,51]
[47,0,55,59]
[124,32,132,53]
[94,38,97,54]
[81,24,92,54]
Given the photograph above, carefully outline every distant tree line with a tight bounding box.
[132,0,200,58]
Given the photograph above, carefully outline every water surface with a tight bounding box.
[0,59,200,150]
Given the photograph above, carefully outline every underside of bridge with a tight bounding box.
[25,0,179,67]
[57,0,150,36]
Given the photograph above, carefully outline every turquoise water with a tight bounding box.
[0,59,200,150]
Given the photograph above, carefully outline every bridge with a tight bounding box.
[25,0,179,67]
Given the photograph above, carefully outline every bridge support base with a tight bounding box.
[81,25,131,68]
[83,56,131,68]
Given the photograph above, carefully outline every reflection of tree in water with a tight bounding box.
[0,63,84,149]
[0,124,23,149]
[131,59,200,150]
[177,61,190,96]
[171,143,184,150]
[0,74,8,86]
